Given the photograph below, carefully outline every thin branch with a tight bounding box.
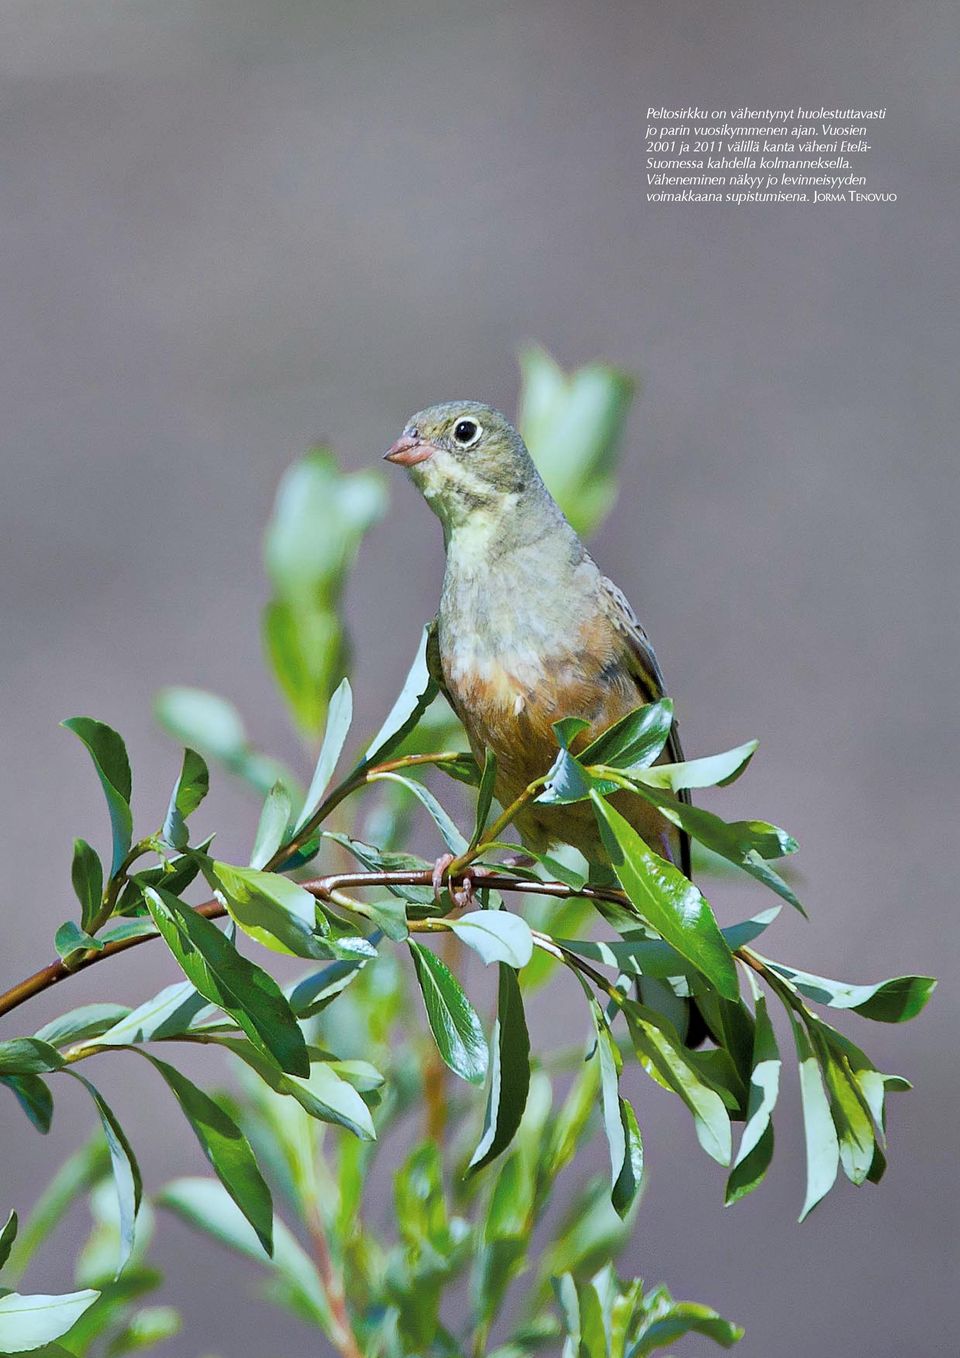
[0,865,674,1026]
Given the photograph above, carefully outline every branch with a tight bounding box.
[0,869,633,1024]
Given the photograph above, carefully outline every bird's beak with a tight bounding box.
[383,435,435,467]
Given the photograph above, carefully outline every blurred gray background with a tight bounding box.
[1,1,957,1354]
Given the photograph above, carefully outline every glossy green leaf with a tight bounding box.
[285,958,368,1017]
[537,746,598,806]
[628,782,805,915]
[469,965,530,1172]
[0,1212,17,1272]
[0,1289,100,1353]
[560,906,780,983]
[250,782,292,870]
[206,860,325,958]
[139,1054,273,1254]
[363,624,439,763]
[162,749,209,850]
[763,961,935,1023]
[70,840,103,933]
[90,982,207,1046]
[471,749,498,848]
[0,1039,64,1076]
[218,1039,375,1140]
[725,993,781,1204]
[581,699,674,771]
[624,1002,732,1164]
[294,677,353,833]
[0,1075,54,1134]
[62,718,132,875]
[68,1074,141,1274]
[448,911,534,968]
[53,921,103,962]
[790,1013,839,1220]
[592,1003,643,1216]
[592,793,739,1000]
[815,1032,876,1186]
[631,739,758,791]
[635,1294,744,1353]
[144,886,309,1077]
[370,772,468,854]
[408,942,488,1085]
[98,918,159,946]
[34,1005,131,1049]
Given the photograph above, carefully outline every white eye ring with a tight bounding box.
[452,417,482,448]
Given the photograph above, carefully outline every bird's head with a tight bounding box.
[384,401,539,532]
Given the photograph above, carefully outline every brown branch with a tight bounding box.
[0,868,636,1025]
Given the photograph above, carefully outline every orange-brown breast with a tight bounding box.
[441,608,676,862]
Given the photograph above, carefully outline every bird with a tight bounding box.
[384,401,707,1044]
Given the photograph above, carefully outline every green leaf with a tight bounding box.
[162,749,209,850]
[518,344,633,537]
[294,677,353,833]
[0,1289,100,1353]
[624,1002,732,1164]
[469,965,531,1172]
[205,860,325,958]
[68,1075,142,1275]
[789,1013,839,1220]
[0,1137,109,1284]
[53,921,103,962]
[98,919,159,946]
[70,841,103,933]
[592,793,739,1000]
[559,906,780,982]
[105,1305,181,1354]
[612,1098,644,1218]
[285,958,369,1017]
[471,749,498,849]
[143,886,309,1077]
[537,746,598,805]
[0,1075,54,1134]
[0,1212,17,1273]
[629,784,805,915]
[408,942,488,1085]
[263,601,344,738]
[363,624,439,763]
[581,698,674,771]
[90,982,207,1046]
[34,1005,131,1049]
[592,1003,644,1216]
[763,961,936,1023]
[61,718,132,875]
[138,1054,273,1253]
[636,1295,744,1353]
[218,1039,375,1140]
[0,1039,64,1076]
[816,1034,876,1186]
[250,782,292,870]
[448,911,534,968]
[154,687,295,798]
[370,772,468,854]
[631,739,758,791]
[725,993,781,1204]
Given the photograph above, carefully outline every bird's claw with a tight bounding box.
[431,854,490,910]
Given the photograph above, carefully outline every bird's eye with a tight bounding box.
[453,418,481,448]
[408,427,420,440]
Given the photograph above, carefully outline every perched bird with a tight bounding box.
[385,401,706,1043]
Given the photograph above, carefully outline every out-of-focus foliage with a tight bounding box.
[263,450,387,739]
[519,343,634,538]
[0,349,933,1357]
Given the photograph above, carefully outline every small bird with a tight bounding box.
[385,401,705,1042]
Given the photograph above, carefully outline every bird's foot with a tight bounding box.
[431,854,491,910]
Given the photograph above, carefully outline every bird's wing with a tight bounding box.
[425,617,448,696]
[599,576,692,876]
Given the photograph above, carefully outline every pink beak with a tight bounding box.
[383,434,434,467]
